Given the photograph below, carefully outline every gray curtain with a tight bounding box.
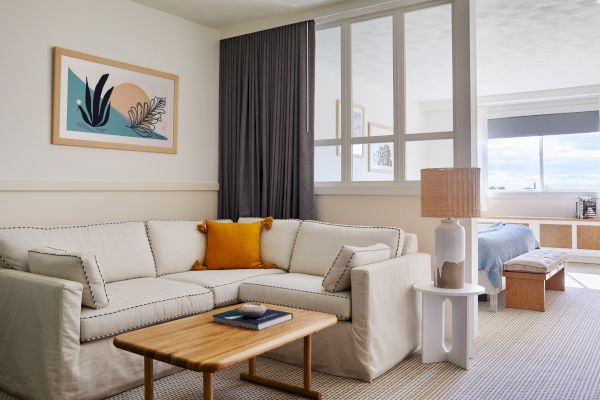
[218,21,315,220]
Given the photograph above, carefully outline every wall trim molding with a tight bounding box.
[0,181,219,192]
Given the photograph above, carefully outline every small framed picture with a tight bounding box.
[336,100,365,157]
[368,122,394,173]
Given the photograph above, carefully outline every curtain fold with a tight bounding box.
[218,21,315,220]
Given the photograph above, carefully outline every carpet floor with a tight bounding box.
[2,262,600,399]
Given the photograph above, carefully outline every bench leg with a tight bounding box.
[489,294,498,312]
[546,268,565,291]
[505,276,546,312]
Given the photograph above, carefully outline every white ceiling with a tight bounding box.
[477,0,600,96]
[132,0,347,29]
[319,0,600,100]
[134,0,600,98]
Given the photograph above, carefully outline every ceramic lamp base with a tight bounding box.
[436,261,465,289]
[434,219,465,289]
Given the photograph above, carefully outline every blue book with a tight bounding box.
[213,308,292,330]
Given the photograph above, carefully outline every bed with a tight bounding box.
[478,222,538,311]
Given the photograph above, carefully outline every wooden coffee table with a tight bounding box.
[113,304,337,400]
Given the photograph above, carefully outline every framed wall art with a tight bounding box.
[368,122,394,173]
[52,47,178,153]
[336,100,365,157]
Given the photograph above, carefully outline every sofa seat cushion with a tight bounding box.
[161,268,286,306]
[239,273,351,320]
[80,278,213,342]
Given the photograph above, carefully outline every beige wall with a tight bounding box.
[315,194,439,255]
[0,0,220,225]
[0,190,217,227]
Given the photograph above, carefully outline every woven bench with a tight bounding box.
[503,249,569,312]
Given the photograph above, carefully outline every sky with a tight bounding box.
[488,132,600,191]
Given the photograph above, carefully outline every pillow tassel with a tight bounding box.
[261,216,274,231]
[197,221,208,233]
[191,260,207,271]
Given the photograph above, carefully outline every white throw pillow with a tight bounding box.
[28,247,109,309]
[322,243,391,293]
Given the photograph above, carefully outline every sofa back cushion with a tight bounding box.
[238,218,301,271]
[146,219,232,276]
[289,221,404,276]
[0,221,155,283]
[402,233,418,255]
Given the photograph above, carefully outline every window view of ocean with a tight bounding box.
[488,132,600,191]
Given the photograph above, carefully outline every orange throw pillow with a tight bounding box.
[192,217,278,270]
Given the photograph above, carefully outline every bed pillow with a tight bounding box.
[192,217,278,270]
[28,247,109,309]
[322,243,391,292]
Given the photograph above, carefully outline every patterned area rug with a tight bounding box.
[2,263,600,399]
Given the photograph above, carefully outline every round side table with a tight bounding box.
[413,282,484,370]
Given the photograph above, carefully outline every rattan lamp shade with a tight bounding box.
[421,168,481,218]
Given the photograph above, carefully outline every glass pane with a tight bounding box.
[315,146,342,182]
[544,132,600,190]
[487,136,540,191]
[315,27,341,140]
[351,16,394,142]
[405,4,453,134]
[352,142,394,182]
[405,139,453,181]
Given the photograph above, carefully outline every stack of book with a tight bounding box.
[213,308,292,330]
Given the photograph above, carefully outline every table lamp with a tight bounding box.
[421,168,481,289]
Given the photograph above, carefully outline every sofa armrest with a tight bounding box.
[0,268,82,400]
[350,252,431,380]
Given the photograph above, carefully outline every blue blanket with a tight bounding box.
[478,223,538,288]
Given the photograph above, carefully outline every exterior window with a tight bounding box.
[488,132,600,191]
[314,3,455,186]
[544,132,600,190]
[486,110,600,191]
[488,136,540,191]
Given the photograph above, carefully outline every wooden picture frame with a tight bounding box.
[336,100,365,157]
[368,122,394,172]
[52,47,178,153]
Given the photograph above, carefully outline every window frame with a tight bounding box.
[480,93,600,196]
[314,0,455,194]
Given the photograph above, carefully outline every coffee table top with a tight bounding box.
[113,304,337,373]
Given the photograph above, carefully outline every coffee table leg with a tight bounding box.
[304,335,312,390]
[249,357,256,375]
[203,372,213,400]
[239,335,321,399]
[144,357,153,400]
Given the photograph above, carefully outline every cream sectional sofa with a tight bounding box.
[0,218,431,400]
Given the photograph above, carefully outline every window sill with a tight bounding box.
[315,182,420,195]
[488,191,600,199]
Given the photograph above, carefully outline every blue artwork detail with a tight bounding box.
[66,68,166,140]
